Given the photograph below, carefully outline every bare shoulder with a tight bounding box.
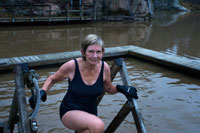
[61,59,75,69]
[103,61,110,71]
[103,61,111,78]
[56,59,76,78]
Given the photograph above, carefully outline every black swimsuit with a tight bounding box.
[59,59,104,119]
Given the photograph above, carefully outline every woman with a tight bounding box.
[33,34,138,133]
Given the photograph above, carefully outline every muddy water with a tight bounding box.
[0,12,200,132]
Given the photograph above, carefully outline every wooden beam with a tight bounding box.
[8,84,19,131]
[105,101,131,133]
[119,58,146,133]
[14,65,31,133]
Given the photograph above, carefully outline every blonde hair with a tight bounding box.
[81,34,104,60]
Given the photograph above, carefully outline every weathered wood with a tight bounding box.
[119,58,146,133]
[93,0,96,20]
[105,101,131,133]
[8,86,19,132]
[14,65,31,133]
[0,122,3,133]
[1,46,200,79]
[0,121,11,133]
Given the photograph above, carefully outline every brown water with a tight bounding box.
[0,12,200,133]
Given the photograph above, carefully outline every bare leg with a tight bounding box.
[61,110,104,133]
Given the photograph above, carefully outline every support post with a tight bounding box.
[80,0,83,20]
[119,58,146,133]
[8,87,19,132]
[105,101,131,133]
[105,58,146,133]
[93,0,96,20]
[12,65,31,133]
[66,2,69,21]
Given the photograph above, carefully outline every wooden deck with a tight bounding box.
[0,45,200,78]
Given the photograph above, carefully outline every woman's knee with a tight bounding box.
[90,119,104,132]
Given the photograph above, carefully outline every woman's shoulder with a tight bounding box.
[103,61,110,72]
[60,59,76,71]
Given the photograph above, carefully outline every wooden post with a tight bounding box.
[80,0,83,20]
[11,65,31,133]
[105,58,146,133]
[48,5,51,23]
[66,2,69,21]
[93,0,96,20]
[11,5,15,22]
[8,87,19,132]
[105,101,131,133]
[119,58,146,133]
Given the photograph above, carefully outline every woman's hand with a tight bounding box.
[116,85,138,101]
[29,90,47,109]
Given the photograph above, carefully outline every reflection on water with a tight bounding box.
[0,22,150,58]
[0,12,200,62]
[0,59,200,133]
[144,12,200,62]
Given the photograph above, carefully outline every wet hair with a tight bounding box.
[81,34,104,60]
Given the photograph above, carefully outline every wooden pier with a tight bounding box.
[0,0,96,23]
[0,45,200,78]
[0,45,200,132]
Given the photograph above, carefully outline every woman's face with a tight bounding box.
[83,44,104,65]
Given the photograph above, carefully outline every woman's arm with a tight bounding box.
[103,62,118,94]
[42,60,75,92]
[103,62,138,100]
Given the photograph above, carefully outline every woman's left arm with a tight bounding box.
[103,62,138,100]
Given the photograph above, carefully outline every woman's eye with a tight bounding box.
[97,51,102,54]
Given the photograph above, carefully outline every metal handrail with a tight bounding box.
[24,69,41,132]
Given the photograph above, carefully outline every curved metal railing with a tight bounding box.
[24,69,41,132]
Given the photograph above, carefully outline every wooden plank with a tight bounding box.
[23,56,35,62]
[13,57,22,64]
[105,101,131,133]
[14,65,31,133]
[30,55,41,62]
[0,46,200,78]
[119,58,146,133]
[0,121,11,133]
[0,122,3,133]
[0,59,8,65]
[8,87,18,132]
[105,58,133,133]
[18,57,28,63]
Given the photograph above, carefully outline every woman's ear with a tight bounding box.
[81,49,85,55]
[102,49,105,55]
[81,49,85,56]
[81,49,86,60]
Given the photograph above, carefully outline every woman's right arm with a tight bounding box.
[42,60,75,92]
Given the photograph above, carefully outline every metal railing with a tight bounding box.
[0,2,96,23]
